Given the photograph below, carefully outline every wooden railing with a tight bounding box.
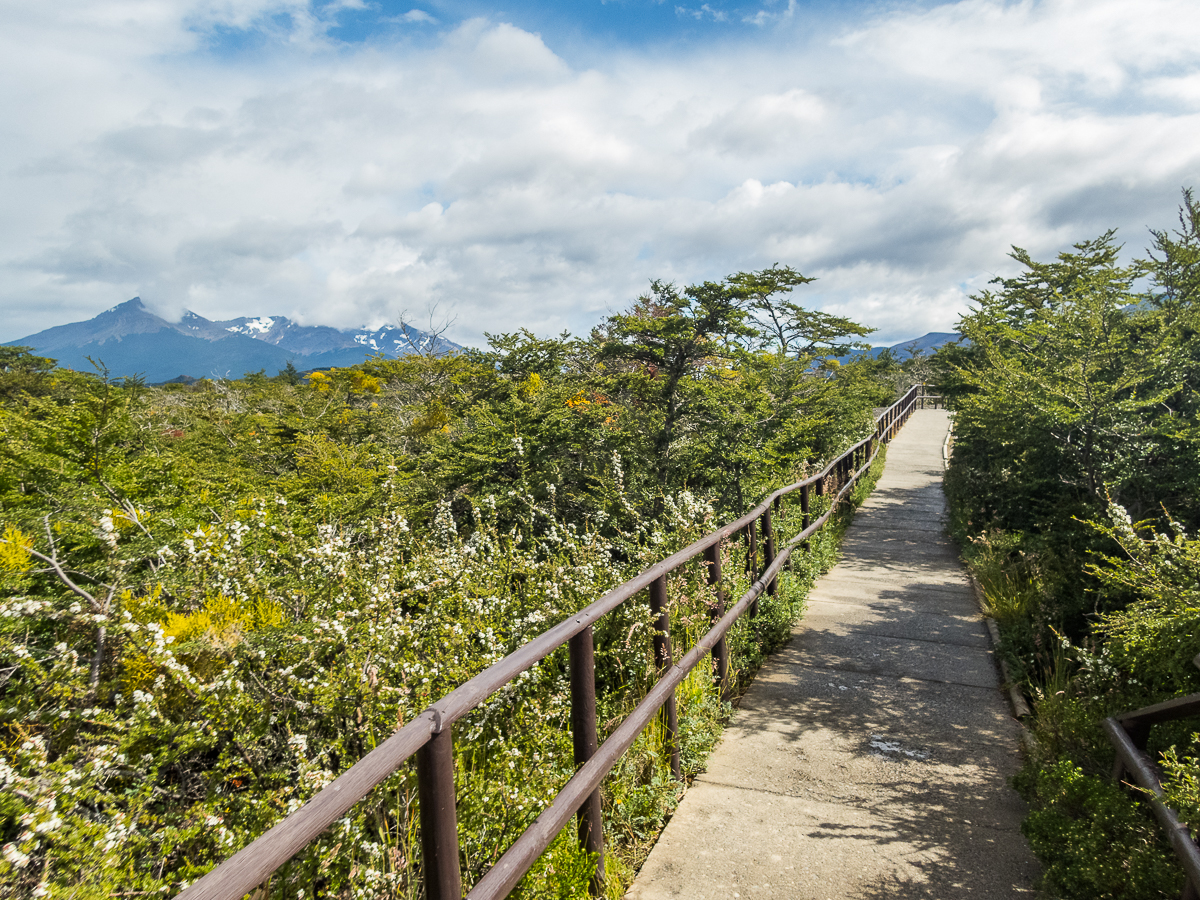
[177,385,926,900]
[1105,654,1200,900]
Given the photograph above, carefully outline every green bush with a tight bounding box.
[1160,736,1200,840]
[1019,761,1184,899]
[940,192,1200,899]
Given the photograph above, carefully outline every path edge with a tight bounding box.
[941,413,1032,723]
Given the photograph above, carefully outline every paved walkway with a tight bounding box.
[627,409,1039,899]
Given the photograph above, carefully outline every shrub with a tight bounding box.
[1019,761,1184,899]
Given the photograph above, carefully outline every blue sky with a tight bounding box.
[229,1,850,51]
[3,0,1199,347]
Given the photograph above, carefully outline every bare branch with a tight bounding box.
[1,519,110,614]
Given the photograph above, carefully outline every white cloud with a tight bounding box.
[396,9,437,25]
[676,4,729,22]
[2,0,1199,347]
[743,0,797,27]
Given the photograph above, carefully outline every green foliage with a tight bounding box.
[942,191,1200,899]
[1018,761,1184,899]
[0,347,56,401]
[1159,735,1200,840]
[1089,509,1200,700]
[963,531,1046,631]
[945,232,1176,546]
[726,263,872,358]
[0,269,896,898]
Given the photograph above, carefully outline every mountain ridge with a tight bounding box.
[6,298,461,383]
[869,331,958,357]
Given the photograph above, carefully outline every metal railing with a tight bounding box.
[178,384,926,900]
[1105,653,1200,900]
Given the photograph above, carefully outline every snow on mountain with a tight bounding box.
[6,298,461,383]
[234,317,276,335]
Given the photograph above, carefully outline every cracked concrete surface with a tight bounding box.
[626,410,1039,899]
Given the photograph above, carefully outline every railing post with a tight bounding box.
[569,627,605,895]
[801,483,811,552]
[648,575,682,781]
[416,727,462,900]
[704,542,729,698]
[762,509,776,601]
[746,521,758,583]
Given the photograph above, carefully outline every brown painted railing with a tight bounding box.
[177,384,926,900]
[1105,653,1200,900]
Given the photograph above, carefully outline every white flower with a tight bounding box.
[97,511,119,550]
[2,842,29,867]
[34,816,62,834]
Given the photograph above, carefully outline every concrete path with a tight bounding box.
[627,409,1039,899]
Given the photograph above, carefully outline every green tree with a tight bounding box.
[0,346,56,400]
[596,278,754,487]
[273,360,303,385]
[727,264,872,358]
[946,233,1178,536]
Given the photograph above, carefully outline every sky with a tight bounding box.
[2,0,1199,348]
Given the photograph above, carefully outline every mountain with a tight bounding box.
[888,333,960,357]
[833,331,960,363]
[6,298,461,383]
[872,331,959,358]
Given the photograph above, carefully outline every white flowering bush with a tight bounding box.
[0,462,870,899]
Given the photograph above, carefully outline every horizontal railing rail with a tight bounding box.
[178,384,926,900]
[1105,654,1200,900]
